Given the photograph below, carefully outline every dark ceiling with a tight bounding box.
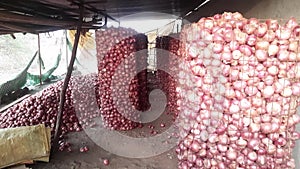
[0,0,206,35]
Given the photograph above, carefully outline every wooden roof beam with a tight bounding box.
[0,2,76,20]
[0,21,37,34]
[0,30,19,35]
[0,10,80,27]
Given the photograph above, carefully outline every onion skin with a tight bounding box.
[177,12,300,169]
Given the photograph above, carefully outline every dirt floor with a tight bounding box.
[31,129,177,169]
[29,88,179,169]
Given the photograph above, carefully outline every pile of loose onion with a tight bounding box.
[0,74,100,151]
[95,27,148,130]
[176,12,300,169]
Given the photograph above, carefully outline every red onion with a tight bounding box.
[278,50,289,61]
[266,19,279,30]
[239,45,252,56]
[103,159,110,166]
[234,29,247,44]
[213,43,223,53]
[267,65,279,75]
[229,41,239,50]
[255,50,267,61]
[244,23,256,35]
[263,30,276,42]
[226,149,238,160]
[256,40,269,50]
[268,44,279,56]
[262,86,275,98]
[246,34,257,46]
[221,52,232,60]
[190,141,201,152]
[256,23,268,37]
[289,41,298,52]
[276,28,292,40]
[248,151,258,161]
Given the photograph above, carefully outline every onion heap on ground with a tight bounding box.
[0,74,100,151]
[95,27,148,130]
[176,12,300,169]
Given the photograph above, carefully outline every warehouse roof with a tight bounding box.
[0,0,205,35]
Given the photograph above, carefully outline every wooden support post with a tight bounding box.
[38,34,42,85]
[10,34,16,39]
[53,5,84,150]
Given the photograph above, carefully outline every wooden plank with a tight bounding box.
[0,94,31,113]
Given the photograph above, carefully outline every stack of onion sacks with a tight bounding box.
[176,12,300,169]
[95,27,148,130]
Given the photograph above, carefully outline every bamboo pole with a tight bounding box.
[53,4,84,150]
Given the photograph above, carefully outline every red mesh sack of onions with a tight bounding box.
[155,34,180,119]
[134,34,149,112]
[168,34,180,118]
[0,74,99,151]
[95,27,148,130]
[176,12,300,169]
